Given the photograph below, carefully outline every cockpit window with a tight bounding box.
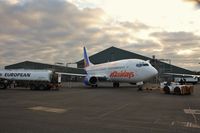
[136,62,149,67]
[143,63,149,66]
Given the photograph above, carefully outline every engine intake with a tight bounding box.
[84,76,98,86]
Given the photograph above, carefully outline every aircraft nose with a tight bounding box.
[152,67,158,76]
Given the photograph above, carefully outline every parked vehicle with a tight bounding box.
[0,69,61,90]
[160,81,193,95]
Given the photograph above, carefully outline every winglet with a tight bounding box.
[83,47,93,67]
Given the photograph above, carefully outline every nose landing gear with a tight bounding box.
[136,81,144,91]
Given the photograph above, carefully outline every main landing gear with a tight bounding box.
[91,84,98,88]
[113,82,120,88]
[137,85,143,91]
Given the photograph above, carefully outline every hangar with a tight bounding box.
[5,46,195,82]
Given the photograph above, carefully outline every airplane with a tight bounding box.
[59,47,158,90]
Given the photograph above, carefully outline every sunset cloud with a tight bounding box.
[0,0,199,71]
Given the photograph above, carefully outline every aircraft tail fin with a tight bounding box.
[83,47,93,67]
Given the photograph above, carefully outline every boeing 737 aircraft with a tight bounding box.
[60,47,158,89]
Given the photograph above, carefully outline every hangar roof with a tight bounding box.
[5,61,85,74]
[77,46,150,66]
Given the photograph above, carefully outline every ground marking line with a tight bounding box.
[188,106,198,124]
[29,106,67,113]
[184,106,198,124]
[173,121,200,128]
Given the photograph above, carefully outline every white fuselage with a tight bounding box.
[85,59,158,83]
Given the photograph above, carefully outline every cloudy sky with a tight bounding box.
[0,0,200,71]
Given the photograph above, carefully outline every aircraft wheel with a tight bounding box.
[137,85,143,91]
[0,83,7,89]
[113,82,119,88]
[91,84,98,88]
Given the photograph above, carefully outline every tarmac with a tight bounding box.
[0,82,200,133]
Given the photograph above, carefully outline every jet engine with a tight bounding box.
[83,76,98,86]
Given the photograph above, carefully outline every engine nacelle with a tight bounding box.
[83,76,98,86]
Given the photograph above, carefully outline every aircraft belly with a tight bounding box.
[109,77,134,82]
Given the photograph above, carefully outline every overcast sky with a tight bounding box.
[0,0,200,71]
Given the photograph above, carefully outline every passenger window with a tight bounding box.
[136,64,142,67]
[143,63,149,66]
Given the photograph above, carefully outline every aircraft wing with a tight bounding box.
[56,72,87,77]
[56,72,108,80]
[164,73,200,78]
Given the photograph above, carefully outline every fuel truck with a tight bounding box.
[0,69,61,90]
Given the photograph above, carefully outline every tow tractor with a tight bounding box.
[160,81,194,95]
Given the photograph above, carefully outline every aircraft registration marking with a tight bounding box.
[29,106,67,113]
